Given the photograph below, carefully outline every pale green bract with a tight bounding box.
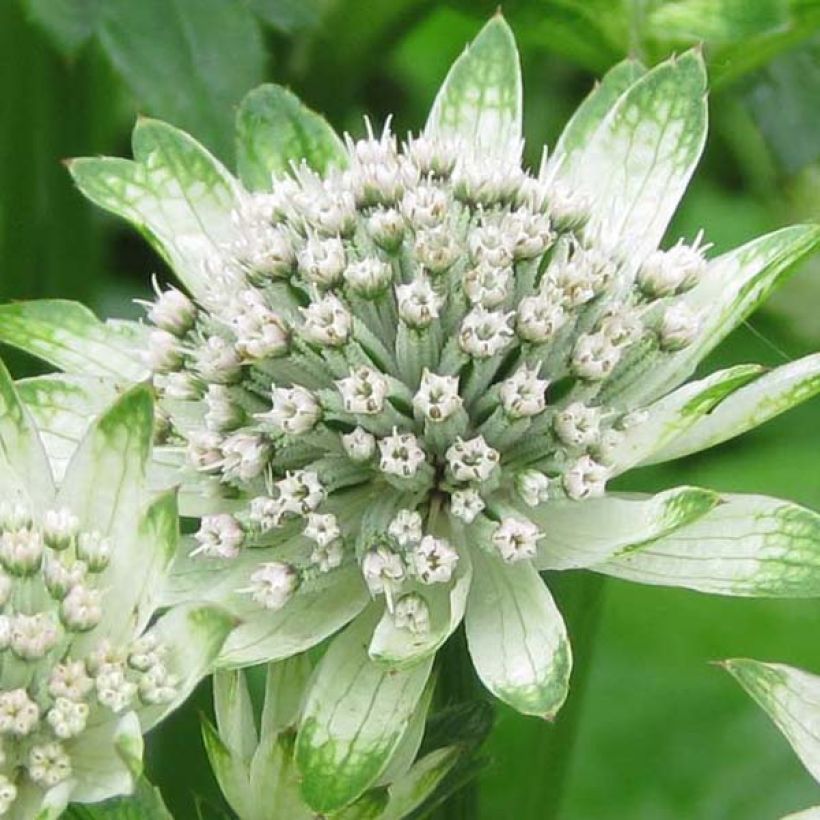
[1,14,820,814]
[724,660,820,819]
[0,362,234,818]
[203,654,477,820]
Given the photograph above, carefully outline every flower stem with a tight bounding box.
[524,572,607,819]
[435,626,484,820]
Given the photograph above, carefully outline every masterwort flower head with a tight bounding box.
[0,367,233,816]
[1,14,820,815]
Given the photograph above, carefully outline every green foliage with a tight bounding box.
[64,778,172,819]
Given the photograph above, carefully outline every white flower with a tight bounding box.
[393,593,431,635]
[659,303,700,350]
[515,470,550,506]
[553,402,601,448]
[147,284,196,335]
[304,513,341,547]
[343,257,392,297]
[395,277,442,328]
[378,430,427,478]
[563,455,609,500]
[298,235,346,287]
[445,436,499,482]
[193,514,245,558]
[361,546,405,599]
[341,427,376,462]
[388,509,423,547]
[459,307,515,358]
[499,365,548,418]
[337,367,388,414]
[412,535,459,584]
[263,385,322,434]
[413,370,462,422]
[244,562,299,611]
[493,517,542,563]
[450,488,485,523]
[301,293,352,347]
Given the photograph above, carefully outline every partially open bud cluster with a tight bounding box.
[0,502,177,811]
[145,125,709,632]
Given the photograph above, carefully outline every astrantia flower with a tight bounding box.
[0,366,233,816]
[1,15,820,814]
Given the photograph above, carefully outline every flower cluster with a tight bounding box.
[0,374,233,816]
[142,108,712,637]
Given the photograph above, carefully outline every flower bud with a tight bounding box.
[493,517,542,562]
[337,367,388,415]
[76,531,111,572]
[245,562,299,611]
[387,509,423,547]
[378,430,427,478]
[263,385,322,435]
[149,286,196,335]
[367,208,405,251]
[445,436,499,483]
[659,303,699,350]
[394,593,431,635]
[342,427,376,462]
[412,535,458,584]
[343,257,393,298]
[515,470,550,507]
[42,508,79,551]
[413,370,462,422]
[449,488,485,523]
[193,514,245,559]
[298,236,346,288]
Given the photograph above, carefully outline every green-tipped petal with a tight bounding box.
[67,712,144,803]
[0,359,55,507]
[607,364,762,474]
[465,549,571,718]
[0,301,147,381]
[259,656,313,739]
[137,602,235,731]
[425,15,522,162]
[164,544,369,667]
[551,57,646,172]
[646,353,820,464]
[236,84,347,190]
[565,50,707,258]
[529,486,720,571]
[369,540,471,668]
[201,717,253,819]
[17,374,121,483]
[597,494,820,596]
[383,746,462,820]
[69,120,244,300]
[724,659,820,783]
[610,224,820,406]
[213,668,258,759]
[295,609,434,813]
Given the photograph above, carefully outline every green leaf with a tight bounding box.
[64,777,172,819]
[236,84,347,189]
[646,353,820,464]
[724,659,820,783]
[137,602,236,731]
[606,364,763,473]
[95,0,265,161]
[528,486,721,571]
[67,712,144,804]
[69,119,245,300]
[248,733,314,820]
[213,669,258,760]
[369,538,472,668]
[597,494,820,597]
[610,224,820,407]
[201,716,252,819]
[0,357,55,506]
[648,0,790,43]
[248,0,326,33]
[0,301,147,381]
[295,609,434,813]
[383,746,462,820]
[425,14,522,162]
[563,50,707,259]
[22,0,99,55]
[551,57,646,173]
[744,36,820,173]
[465,548,571,718]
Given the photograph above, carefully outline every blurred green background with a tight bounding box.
[2,0,820,817]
